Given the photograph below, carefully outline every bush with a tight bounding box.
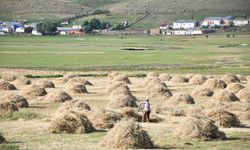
[37,21,60,35]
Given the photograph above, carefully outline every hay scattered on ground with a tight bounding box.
[236,88,250,101]
[107,92,138,109]
[170,76,189,84]
[21,85,47,98]
[189,75,208,85]
[213,90,239,102]
[207,109,241,128]
[169,93,195,105]
[14,77,31,85]
[118,107,142,121]
[236,74,247,82]
[111,74,131,84]
[173,117,226,140]
[89,109,121,129]
[108,72,121,80]
[155,106,186,116]
[67,77,92,85]
[105,82,129,93]
[48,111,95,134]
[64,73,78,78]
[0,101,18,113]
[2,94,29,108]
[66,84,88,94]
[192,87,214,97]
[1,74,17,81]
[239,111,250,121]
[146,72,159,78]
[0,133,5,144]
[159,73,172,81]
[44,91,72,103]
[56,99,91,114]
[37,79,55,88]
[201,78,227,89]
[0,81,17,90]
[100,120,154,149]
[226,83,245,94]
[221,74,241,84]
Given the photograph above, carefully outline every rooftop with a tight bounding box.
[175,20,197,23]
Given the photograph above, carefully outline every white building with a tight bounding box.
[73,25,82,29]
[173,30,188,35]
[202,16,234,27]
[32,30,42,35]
[233,19,249,26]
[15,27,25,33]
[173,20,198,29]
[187,28,202,35]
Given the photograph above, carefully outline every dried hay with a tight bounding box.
[201,78,227,89]
[2,94,29,108]
[155,106,186,116]
[89,109,121,129]
[0,81,17,90]
[213,90,239,102]
[67,77,92,85]
[1,74,17,81]
[169,93,195,105]
[100,120,154,149]
[63,73,78,78]
[111,74,131,84]
[14,77,31,85]
[172,117,226,140]
[189,74,208,85]
[236,74,247,82]
[56,99,91,114]
[207,109,241,128]
[107,93,138,109]
[54,77,69,85]
[110,86,131,96]
[48,111,95,134]
[170,76,189,84]
[118,107,142,121]
[44,91,72,103]
[192,87,214,97]
[66,84,88,94]
[37,79,55,88]
[159,73,172,81]
[236,88,250,101]
[21,85,47,98]
[105,82,129,93]
[147,83,172,98]
[239,111,250,121]
[108,72,121,80]
[143,76,160,87]
[146,72,159,78]
[221,74,240,84]
[226,83,244,94]
[0,101,18,113]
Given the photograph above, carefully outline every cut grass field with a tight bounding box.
[0,35,250,74]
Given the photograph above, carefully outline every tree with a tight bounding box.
[84,24,93,33]
[89,18,102,29]
[82,20,89,26]
[37,21,59,35]
[101,22,111,29]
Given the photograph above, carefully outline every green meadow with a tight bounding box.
[0,35,250,74]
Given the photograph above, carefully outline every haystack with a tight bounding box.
[189,74,208,85]
[147,83,172,98]
[118,107,142,121]
[0,101,18,113]
[54,77,69,85]
[14,77,31,85]
[143,76,160,87]
[221,74,240,84]
[213,90,239,102]
[37,79,55,88]
[146,78,167,87]
[226,83,244,94]
[236,74,247,82]
[1,74,17,81]
[108,72,121,80]
[0,133,5,144]
[89,109,121,129]
[107,93,138,109]
[146,72,159,78]
[169,93,195,105]
[111,74,131,84]
[207,109,241,128]
[2,94,29,108]
[67,77,92,85]
[201,78,227,89]
[172,117,226,140]
[100,120,154,149]
[66,84,88,94]
[192,87,214,97]
[0,81,17,90]
[21,85,47,98]
[159,73,172,81]
[105,82,129,93]
[170,76,189,84]
[63,73,78,78]
[236,88,250,101]
[44,91,72,103]
[56,99,91,114]
[48,111,95,134]
[239,111,250,121]
[110,86,131,96]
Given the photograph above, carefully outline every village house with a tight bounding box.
[57,27,82,35]
[202,16,234,27]
[150,28,160,35]
[2,22,23,32]
[159,23,171,35]
[15,26,25,33]
[173,30,188,35]
[173,20,199,29]
[233,19,250,26]
[187,27,202,35]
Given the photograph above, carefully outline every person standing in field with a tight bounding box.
[142,99,151,122]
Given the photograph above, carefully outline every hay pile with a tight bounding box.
[240,111,250,121]
[201,78,227,89]
[159,73,172,81]
[48,111,95,134]
[221,74,240,84]
[143,76,160,87]
[21,85,47,98]
[192,87,214,97]
[44,91,72,103]
[118,107,142,121]
[63,73,78,78]
[2,94,29,108]
[100,120,154,149]
[0,81,17,90]
[236,74,247,82]
[111,74,131,84]
[172,117,226,140]
[207,109,241,128]
[66,84,88,94]
[67,77,92,85]
[146,72,159,78]
[213,90,239,102]
[236,88,250,101]
[54,77,69,85]
[226,83,244,94]
[147,83,172,98]
[14,77,31,85]
[0,101,18,113]
[107,92,138,109]
[0,133,5,144]
[169,93,195,105]
[1,74,17,81]
[170,76,189,84]
[89,109,121,129]
[37,79,55,88]
[108,72,121,80]
[56,99,91,114]
[105,82,129,93]
[189,74,208,85]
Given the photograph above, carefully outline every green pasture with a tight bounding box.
[0,35,250,74]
